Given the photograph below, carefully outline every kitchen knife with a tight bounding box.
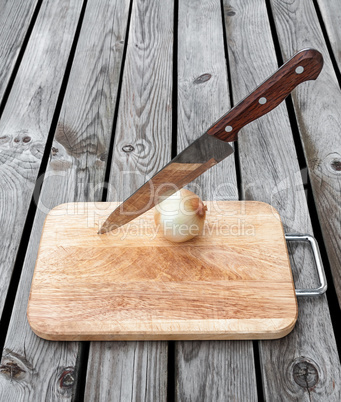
[99,48,323,234]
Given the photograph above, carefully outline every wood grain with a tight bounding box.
[0,0,130,399]
[0,0,83,317]
[0,0,39,105]
[224,0,341,400]
[27,201,297,340]
[175,0,257,400]
[85,342,167,402]
[316,0,341,70]
[176,341,257,401]
[107,0,173,202]
[269,0,341,307]
[0,0,339,400]
[85,0,173,398]
[177,0,237,201]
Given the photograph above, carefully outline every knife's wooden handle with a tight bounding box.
[207,48,323,142]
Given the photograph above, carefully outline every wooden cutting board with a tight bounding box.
[27,201,298,341]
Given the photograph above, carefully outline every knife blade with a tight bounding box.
[99,48,323,234]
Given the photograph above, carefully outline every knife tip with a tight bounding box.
[98,221,119,235]
[97,226,108,235]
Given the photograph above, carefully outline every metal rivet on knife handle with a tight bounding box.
[206,48,323,143]
[98,49,324,234]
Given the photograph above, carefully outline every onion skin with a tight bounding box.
[154,189,207,243]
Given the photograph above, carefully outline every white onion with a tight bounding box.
[154,189,207,243]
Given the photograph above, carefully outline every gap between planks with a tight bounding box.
[0,0,88,359]
[0,0,130,399]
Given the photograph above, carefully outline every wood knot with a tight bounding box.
[13,135,32,144]
[292,358,319,389]
[52,147,59,155]
[193,73,212,84]
[0,361,26,379]
[224,6,236,16]
[99,153,107,161]
[331,159,341,171]
[0,350,32,381]
[324,154,341,174]
[122,144,135,153]
[0,135,10,145]
[59,367,75,389]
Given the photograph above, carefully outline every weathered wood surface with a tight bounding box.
[0,0,130,399]
[269,0,341,306]
[0,0,341,399]
[85,342,167,402]
[0,0,83,317]
[175,0,257,400]
[224,0,341,400]
[84,0,173,398]
[176,340,257,401]
[0,0,39,106]
[316,0,341,69]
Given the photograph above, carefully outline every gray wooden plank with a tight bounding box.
[223,0,341,400]
[0,0,84,317]
[176,341,257,401]
[85,342,167,402]
[106,0,173,198]
[175,1,257,401]
[0,0,39,104]
[177,0,238,201]
[269,0,341,306]
[84,0,173,399]
[0,0,130,399]
[316,0,341,70]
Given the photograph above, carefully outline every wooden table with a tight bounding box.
[0,0,340,400]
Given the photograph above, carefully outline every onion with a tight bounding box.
[154,189,207,243]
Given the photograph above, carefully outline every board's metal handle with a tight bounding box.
[285,234,327,297]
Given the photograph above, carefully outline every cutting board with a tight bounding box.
[27,201,298,341]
